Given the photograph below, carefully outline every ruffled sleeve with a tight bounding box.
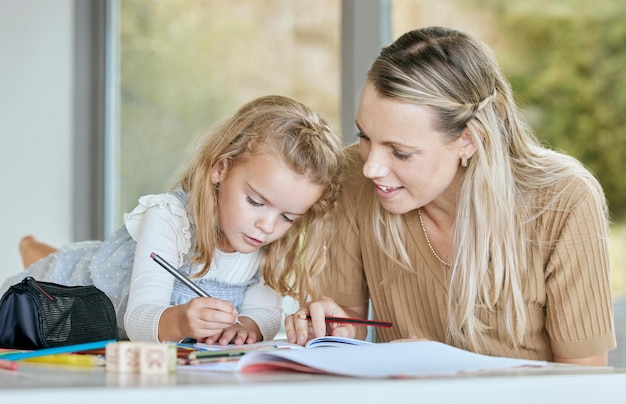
[125,193,192,264]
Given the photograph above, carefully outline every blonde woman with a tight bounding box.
[286,26,615,366]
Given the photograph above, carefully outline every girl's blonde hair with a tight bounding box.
[179,95,344,305]
[367,26,607,351]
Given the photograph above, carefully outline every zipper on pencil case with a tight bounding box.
[25,277,55,301]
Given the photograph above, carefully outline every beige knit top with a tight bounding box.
[320,144,616,361]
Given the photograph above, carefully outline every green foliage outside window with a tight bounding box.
[475,0,626,221]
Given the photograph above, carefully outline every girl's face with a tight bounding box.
[211,151,323,253]
[355,82,475,214]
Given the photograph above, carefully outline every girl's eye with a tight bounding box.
[247,196,263,207]
[355,131,369,141]
[392,149,412,160]
[281,214,295,224]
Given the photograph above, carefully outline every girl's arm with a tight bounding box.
[124,194,238,342]
[237,279,283,340]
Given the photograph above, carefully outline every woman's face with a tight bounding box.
[355,82,472,214]
[211,151,323,253]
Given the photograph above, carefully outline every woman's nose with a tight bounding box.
[362,158,390,179]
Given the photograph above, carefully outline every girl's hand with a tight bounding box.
[175,296,240,340]
[284,297,362,346]
[200,316,261,345]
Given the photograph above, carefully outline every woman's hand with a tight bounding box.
[284,297,368,346]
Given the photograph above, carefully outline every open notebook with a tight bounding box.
[179,337,546,378]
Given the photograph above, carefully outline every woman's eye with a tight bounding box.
[281,214,295,224]
[355,131,369,141]
[392,149,411,160]
[247,196,263,207]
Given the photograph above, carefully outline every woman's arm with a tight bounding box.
[553,354,608,367]
[544,180,616,363]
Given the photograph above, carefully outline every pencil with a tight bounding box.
[150,252,244,327]
[297,314,392,328]
[23,354,105,367]
[150,252,211,298]
[188,350,249,360]
[0,339,116,361]
[0,358,18,371]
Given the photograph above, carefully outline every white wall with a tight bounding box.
[0,0,74,281]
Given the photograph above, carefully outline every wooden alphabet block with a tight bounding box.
[139,343,177,374]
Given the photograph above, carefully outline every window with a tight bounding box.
[111,0,341,230]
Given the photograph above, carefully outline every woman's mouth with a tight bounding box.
[375,184,402,199]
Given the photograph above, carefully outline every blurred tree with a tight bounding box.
[120,0,241,216]
[473,0,626,220]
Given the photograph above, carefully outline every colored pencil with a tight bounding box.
[0,339,116,361]
[23,354,105,367]
[297,314,392,328]
[0,358,18,371]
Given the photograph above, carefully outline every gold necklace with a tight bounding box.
[417,208,451,268]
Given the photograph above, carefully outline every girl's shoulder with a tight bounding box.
[129,192,188,217]
[124,191,193,250]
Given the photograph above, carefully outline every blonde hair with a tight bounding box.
[367,26,607,351]
[179,95,344,305]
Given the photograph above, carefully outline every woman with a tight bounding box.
[285,26,615,366]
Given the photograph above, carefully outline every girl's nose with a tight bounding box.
[255,216,276,234]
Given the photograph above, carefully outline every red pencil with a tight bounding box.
[0,358,18,371]
[297,314,392,328]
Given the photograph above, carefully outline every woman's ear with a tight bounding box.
[210,159,229,185]
[460,127,478,159]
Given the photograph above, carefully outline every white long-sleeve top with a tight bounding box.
[123,193,283,342]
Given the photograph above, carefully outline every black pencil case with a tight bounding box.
[0,276,119,349]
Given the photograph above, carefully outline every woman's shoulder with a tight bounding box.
[531,170,605,210]
[344,142,362,164]
[342,143,371,189]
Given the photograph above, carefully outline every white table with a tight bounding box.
[1,362,624,404]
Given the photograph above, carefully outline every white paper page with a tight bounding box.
[236,340,547,378]
[194,339,303,352]
[194,336,370,352]
[304,336,374,348]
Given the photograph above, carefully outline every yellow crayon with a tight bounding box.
[23,354,105,367]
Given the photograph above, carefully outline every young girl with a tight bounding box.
[3,95,344,345]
